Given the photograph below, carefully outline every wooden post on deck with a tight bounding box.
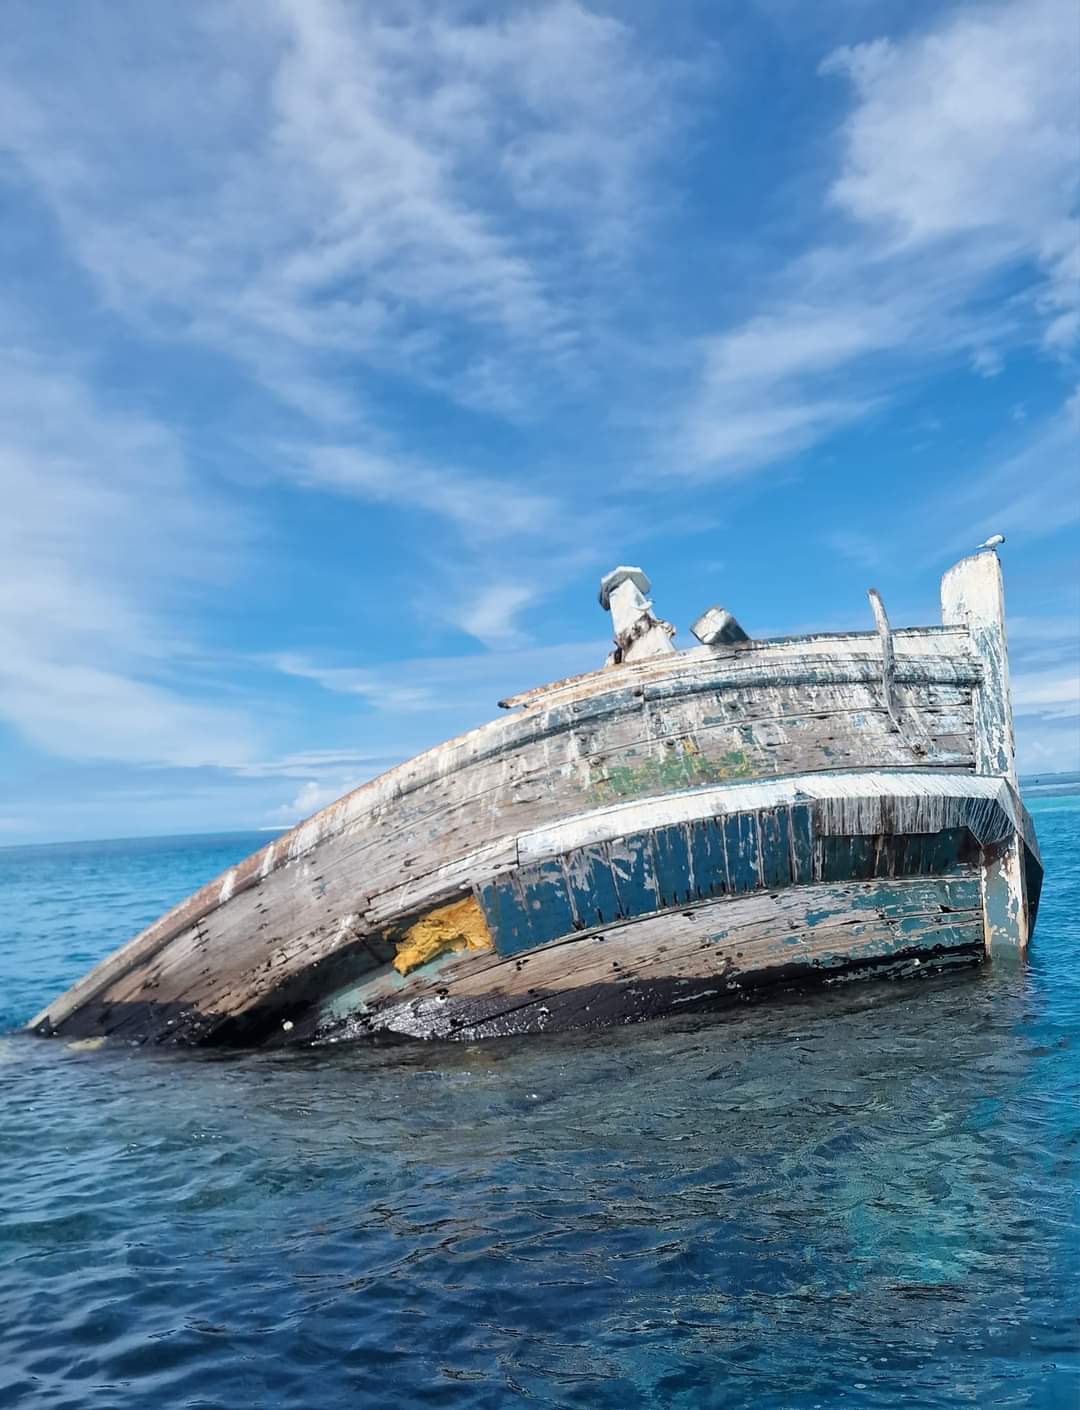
[940,550,1029,954]
[599,567,676,664]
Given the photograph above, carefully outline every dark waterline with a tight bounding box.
[1,808,1077,1408]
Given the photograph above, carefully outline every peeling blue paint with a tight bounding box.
[759,808,791,890]
[789,805,814,886]
[689,817,729,900]
[477,809,985,963]
[565,844,622,928]
[609,831,658,920]
[652,824,696,908]
[724,811,760,894]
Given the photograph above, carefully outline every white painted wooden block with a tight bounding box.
[941,551,1028,952]
[690,606,750,647]
[600,566,676,662]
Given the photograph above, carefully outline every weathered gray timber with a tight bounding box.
[29,551,1041,1048]
[941,551,1033,953]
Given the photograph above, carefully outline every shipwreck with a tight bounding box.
[30,549,1040,1047]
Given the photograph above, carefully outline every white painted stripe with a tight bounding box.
[516,771,1015,863]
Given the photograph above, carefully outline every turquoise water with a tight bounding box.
[0,809,1077,1409]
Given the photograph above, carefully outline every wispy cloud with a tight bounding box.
[823,2,1078,343]
[272,639,606,715]
[0,350,260,767]
[1012,669,1080,722]
[235,748,409,780]
[0,0,680,422]
[453,585,536,647]
[2,0,1078,840]
[1011,608,1080,774]
[677,0,1078,480]
[0,0,688,681]
[288,445,561,541]
[823,530,883,571]
[937,386,1080,551]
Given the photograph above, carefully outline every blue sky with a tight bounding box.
[1,0,1077,843]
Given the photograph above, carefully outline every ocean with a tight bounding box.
[0,801,1077,1409]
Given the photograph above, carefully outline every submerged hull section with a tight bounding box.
[267,771,1040,1045]
[313,877,988,1044]
[29,555,1041,1048]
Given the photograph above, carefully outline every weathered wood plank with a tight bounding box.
[37,656,980,1037]
[28,624,992,1042]
[76,773,1016,1041]
[516,772,1018,862]
[499,627,977,710]
[323,875,983,1041]
[941,551,1029,953]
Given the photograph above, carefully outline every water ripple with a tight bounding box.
[1,815,1078,1408]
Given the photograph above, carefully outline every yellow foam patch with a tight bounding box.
[65,1037,108,1052]
[392,896,493,976]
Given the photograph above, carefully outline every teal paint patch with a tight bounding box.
[801,874,980,929]
[689,817,729,900]
[848,834,877,882]
[818,835,853,884]
[483,859,579,956]
[524,859,579,944]
[477,874,535,956]
[609,831,659,919]
[652,824,696,908]
[692,878,983,971]
[789,805,814,885]
[479,862,577,957]
[480,809,986,965]
[926,829,967,874]
[759,808,791,891]
[830,917,981,966]
[724,811,760,893]
[317,944,459,1023]
[564,843,622,928]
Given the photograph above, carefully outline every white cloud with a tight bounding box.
[824,5,1076,250]
[0,0,683,675]
[1010,614,1080,730]
[0,0,678,421]
[678,0,1079,479]
[824,0,1079,349]
[453,584,535,647]
[273,639,606,713]
[0,351,259,767]
[1012,668,1080,721]
[235,748,408,780]
[289,445,560,541]
[943,387,1080,550]
[271,656,439,713]
[1012,607,1079,773]
[270,777,362,824]
[971,347,1004,379]
[1016,718,1080,775]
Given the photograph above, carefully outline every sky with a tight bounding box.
[1,0,1078,844]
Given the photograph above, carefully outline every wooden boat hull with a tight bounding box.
[28,553,1041,1047]
[288,772,1040,1045]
